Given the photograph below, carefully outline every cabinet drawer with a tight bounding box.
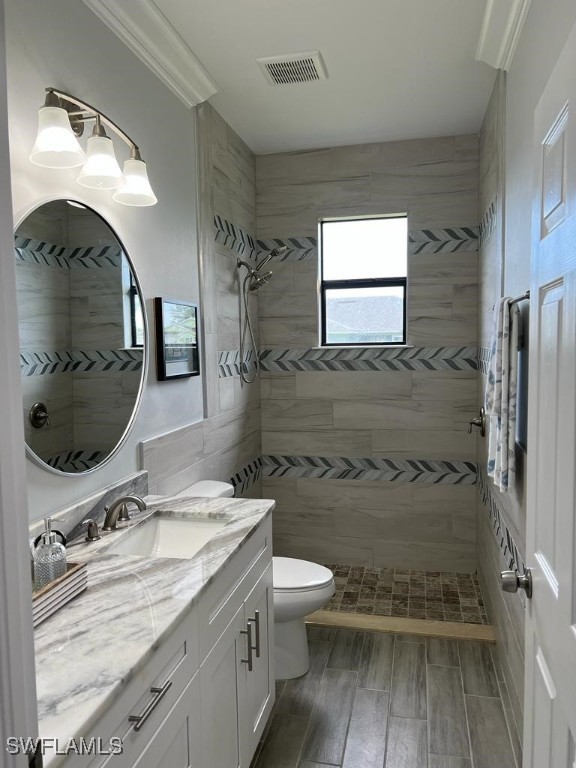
[198,518,272,658]
[75,611,199,768]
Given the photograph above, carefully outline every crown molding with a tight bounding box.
[476,0,532,71]
[82,0,219,107]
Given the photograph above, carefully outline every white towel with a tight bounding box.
[485,297,520,492]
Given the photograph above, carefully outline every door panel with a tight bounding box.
[200,606,245,768]
[243,563,275,763]
[525,20,576,767]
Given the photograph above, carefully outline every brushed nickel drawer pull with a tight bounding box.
[248,611,261,658]
[128,680,173,731]
[241,622,254,671]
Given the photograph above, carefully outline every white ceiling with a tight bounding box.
[153,0,496,155]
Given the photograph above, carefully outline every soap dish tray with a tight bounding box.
[32,562,87,628]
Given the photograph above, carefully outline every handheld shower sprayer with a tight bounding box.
[256,245,287,270]
[236,245,286,383]
[237,245,287,276]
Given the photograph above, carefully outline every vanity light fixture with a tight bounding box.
[29,90,85,168]
[77,115,124,189]
[29,88,157,206]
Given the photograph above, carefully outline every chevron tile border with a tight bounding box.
[229,457,263,496]
[408,226,479,254]
[45,449,109,473]
[15,237,122,269]
[262,455,478,485]
[478,468,525,576]
[214,214,258,260]
[20,349,144,376]
[257,236,318,262]
[259,346,478,373]
[479,197,497,246]
[218,349,258,378]
[255,227,479,263]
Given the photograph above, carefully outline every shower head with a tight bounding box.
[249,270,273,291]
[256,245,287,271]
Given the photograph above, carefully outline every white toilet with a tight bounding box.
[173,480,335,681]
[273,556,335,679]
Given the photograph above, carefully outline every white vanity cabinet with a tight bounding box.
[199,520,274,768]
[200,563,274,768]
[66,516,273,768]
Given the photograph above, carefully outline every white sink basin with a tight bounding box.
[106,516,227,559]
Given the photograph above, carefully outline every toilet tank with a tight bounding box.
[175,480,234,498]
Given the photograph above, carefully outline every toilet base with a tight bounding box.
[274,618,310,679]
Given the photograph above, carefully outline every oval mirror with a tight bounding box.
[14,200,146,474]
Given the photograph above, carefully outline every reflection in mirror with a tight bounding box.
[15,200,145,474]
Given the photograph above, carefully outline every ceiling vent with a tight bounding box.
[257,51,328,86]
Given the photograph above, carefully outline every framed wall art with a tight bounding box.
[154,298,200,380]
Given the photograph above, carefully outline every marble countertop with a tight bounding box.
[34,494,274,766]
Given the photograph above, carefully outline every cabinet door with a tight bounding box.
[132,672,202,768]
[200,605,247,768]
[242,562,274,765]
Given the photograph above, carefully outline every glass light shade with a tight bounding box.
[29,106,86,168]
[112,158,157,206]
[77,135,124,189]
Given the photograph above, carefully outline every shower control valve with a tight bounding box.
[29,402,50,429]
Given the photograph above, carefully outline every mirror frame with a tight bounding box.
[15,197,148,477]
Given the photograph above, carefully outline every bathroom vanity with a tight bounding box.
[34,495,275,768]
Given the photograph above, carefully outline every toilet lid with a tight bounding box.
[273,557,334,591]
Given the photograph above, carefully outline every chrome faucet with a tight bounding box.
[102,495,146,531]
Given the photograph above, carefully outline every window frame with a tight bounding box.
[129,271,144,349]
[319,216,408,347]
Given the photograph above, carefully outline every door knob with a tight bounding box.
[501,568,532,599]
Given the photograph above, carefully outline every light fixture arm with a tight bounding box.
[46,87,140,155]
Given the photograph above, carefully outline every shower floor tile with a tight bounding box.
[322,565,488,625]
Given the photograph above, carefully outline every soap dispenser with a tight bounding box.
[33,517,67,590]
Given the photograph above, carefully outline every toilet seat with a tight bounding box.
[273,557,334,593]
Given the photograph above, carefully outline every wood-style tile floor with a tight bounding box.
[323,565,489,624]
[251,628,520,768]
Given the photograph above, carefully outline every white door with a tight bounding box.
[524,20,576,768]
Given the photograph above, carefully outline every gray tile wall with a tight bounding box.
[141,104,262,499]
[477,72,525,755]
[256,135,480,572]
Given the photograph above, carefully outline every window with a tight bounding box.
[320,216,407,346]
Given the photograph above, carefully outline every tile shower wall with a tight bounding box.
[477,72,525,753]
[141,104,262,498]
[256,135,480,572]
